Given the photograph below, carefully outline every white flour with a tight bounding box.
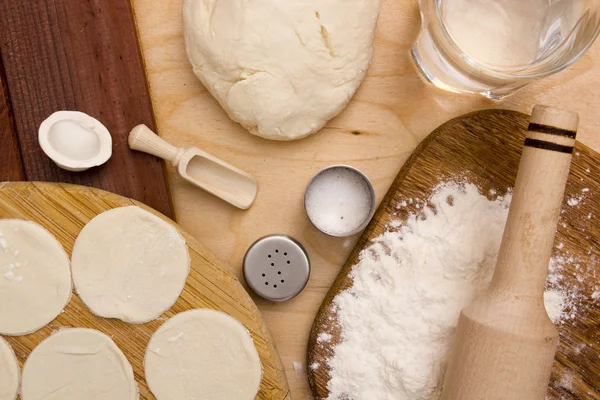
[326,181,572,400]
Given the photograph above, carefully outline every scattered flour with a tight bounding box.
[3,269,14,280]
[0,237,8,252]
[389,220,402,228]
[292,361,305,375]
[325,181,575,400]
[2,263,22,283]
[567,187,590,207]
[575,343,587,355]
[1,233,23,283]
[318,333,333,343]
[544,289,567,323]
[558,371,574,391]
[166,332,184,343]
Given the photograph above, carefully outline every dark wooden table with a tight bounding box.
[0,0,173,218]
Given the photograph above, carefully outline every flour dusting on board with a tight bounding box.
[324,181,583,400]
[0,234,9,252]
[0,232,23,283]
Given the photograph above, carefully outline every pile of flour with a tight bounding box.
[325,181,572,400]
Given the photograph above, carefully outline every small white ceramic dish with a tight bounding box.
[38,111,112,172]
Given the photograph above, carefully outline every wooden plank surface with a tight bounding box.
[307,110,600,399]
[0,59,23,182]
[0,0,173,218]
[131,0,600,397]
[0,181,290,400]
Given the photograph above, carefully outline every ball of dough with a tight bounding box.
[145,309,263,400]
[183,0,380,141]
[0,336,19,400]
[71,206,190,324]
[21,328,137,400]
[0,219,72,336]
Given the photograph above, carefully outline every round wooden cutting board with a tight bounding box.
[0,182,290,400]
[308,110,600,400]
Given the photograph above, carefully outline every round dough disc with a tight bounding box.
[72,206,190,324]
[0,336,19,400]
[145,309,263,400]
[21,328,137,400]
[0,219,72,336]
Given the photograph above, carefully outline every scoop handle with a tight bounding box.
[129,125,182,165]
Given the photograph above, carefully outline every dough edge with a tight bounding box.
[71,206,190,324]
[0,336,20,400]
[20,328,138,400]
[144,308,263,400]
[0,219,72,336]
[182,0,380,141]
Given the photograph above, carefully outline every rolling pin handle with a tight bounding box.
[128,125,183,166]
[440,105,580,400]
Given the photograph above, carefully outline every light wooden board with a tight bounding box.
[307,110,600,399]
[130,1,600,397]
[0,182,289,400]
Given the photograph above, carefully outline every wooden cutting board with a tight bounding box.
[129,2,600,397]
[0,182,290,400]
[307,110,600,400]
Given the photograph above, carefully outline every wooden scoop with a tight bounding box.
[129,125,258,209]
[440,105,579,400]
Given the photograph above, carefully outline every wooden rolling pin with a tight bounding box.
[440,105,579,400]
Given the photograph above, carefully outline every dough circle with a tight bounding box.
[0,336,19,400]
[0,219,72,336]
[21,328,137,400]
[145,309,263,400]
[72,206,190,324]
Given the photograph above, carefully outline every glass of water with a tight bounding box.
[411,0,600,99]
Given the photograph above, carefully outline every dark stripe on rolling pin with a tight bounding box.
[524,138,573,154]
[528,123,577,139]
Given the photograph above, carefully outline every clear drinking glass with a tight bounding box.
[411,0,600,99]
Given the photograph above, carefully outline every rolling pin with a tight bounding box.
[440,105,579,400]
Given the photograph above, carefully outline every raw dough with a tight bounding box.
[145,309,263,400]
[183,0,380,141]
[0,336,19,400]
[0,219,72,336]
[72,206,190,324]
[20,328,137,400]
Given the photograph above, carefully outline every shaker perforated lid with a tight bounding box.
[243,235,310,302]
